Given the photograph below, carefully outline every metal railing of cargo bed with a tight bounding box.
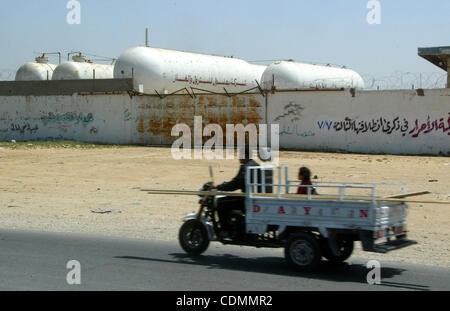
[245,165,407,203]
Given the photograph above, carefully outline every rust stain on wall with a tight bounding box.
[148,120,163,136]
[165,100,175,110]
[164,117,177,132]
[249,97,261,107]
[219,98,228,107]
[206,96,217,107]
[247,107,262,124]
[198,96,206,107]
[136,94,263,141]
[229,110,244,125]
[218,111,229,126]
[180,96,194,109]
[207,114,219,125]
[137,116,144,133]
[232,96,246,108]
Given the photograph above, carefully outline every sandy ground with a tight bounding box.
[0,145,449,267]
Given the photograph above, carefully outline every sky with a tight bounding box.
[0,0,449,87]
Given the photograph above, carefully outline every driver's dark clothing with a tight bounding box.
[216,159,271,232]
[217,159,260,193]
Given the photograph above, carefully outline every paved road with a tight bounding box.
[0,229,448,291]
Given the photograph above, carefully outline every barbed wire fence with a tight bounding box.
[0,67,447,89]
[361,71,447,90]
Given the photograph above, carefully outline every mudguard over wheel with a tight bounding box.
[322,239,354,264]
[285,233,321,272]
[179,219,210,256]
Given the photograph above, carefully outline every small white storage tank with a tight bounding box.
[15,56,57,81]
[114,46,266,94]
[261,61,365,90]
[52,54,114,80]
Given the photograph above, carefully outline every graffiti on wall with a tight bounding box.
[281,124,315,137]
[10,123,39,134]
[276,102,316,137]
[0,123,39,135]
[0,111,96,137]
[38,111,96,134]
[408,115,450,138]
[274,102,304,123]
[317,113,450,138]
[40,112,94,126]
[123,108,132,121]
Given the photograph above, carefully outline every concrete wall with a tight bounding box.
[268,88,450,155]
[0,93,265,145]
[0,88,449,155]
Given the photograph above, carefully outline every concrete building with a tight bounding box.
[418,46,450,88]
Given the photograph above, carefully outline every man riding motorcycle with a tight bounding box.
[211,147,273,237]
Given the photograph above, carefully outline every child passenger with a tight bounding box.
[297,167,317,195]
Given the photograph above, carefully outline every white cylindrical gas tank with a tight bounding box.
[114,46,266,94]
[52,54,114,80]
[261,61,365,90]
[15,56,57,81]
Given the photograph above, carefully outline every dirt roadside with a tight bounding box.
[0,144,449,267]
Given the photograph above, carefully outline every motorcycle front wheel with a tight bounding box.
[178,219,210,256]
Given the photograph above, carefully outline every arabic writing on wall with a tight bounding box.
[174,74,247,87]
[317,114,450,138]
[0,123,39,135]
[0,112,96,136]
[40,112,94,126]
[280,124,315,137]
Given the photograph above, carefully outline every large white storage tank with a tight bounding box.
[261,61,365,90]
[114,46,266,94]
[52,54,114,80]
[15,56,57,81]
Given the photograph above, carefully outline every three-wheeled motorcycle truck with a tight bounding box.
[175,165,419,272]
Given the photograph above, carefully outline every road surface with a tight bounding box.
[0,229,448,291]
